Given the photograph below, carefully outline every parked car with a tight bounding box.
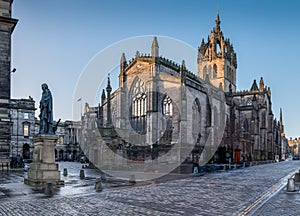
[292,154,299,160]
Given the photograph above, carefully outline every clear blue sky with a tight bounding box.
[11,0,300,138]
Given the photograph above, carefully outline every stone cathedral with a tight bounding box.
[81,14,286,169]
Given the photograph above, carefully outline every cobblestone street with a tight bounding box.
[253,177,300,216]
[0,161,300,215]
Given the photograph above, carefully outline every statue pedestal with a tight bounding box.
[24,134,64,186]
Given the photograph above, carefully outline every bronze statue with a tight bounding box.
[39,83,54,134]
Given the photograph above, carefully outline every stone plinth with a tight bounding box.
[24,134,64,186]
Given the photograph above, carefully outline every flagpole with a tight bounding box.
[80,99,82,118]
[77,98,82,120]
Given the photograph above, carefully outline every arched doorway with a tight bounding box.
[23,144,30,159]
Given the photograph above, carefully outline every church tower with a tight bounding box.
[197,14,237,92]
[0,0,17,167]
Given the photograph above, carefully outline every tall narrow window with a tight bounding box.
[213,64,217,78]
[163,95,173,116]
[131,79,147,133]
[23,124,29,137]
[192,99,201,143]
[162,95,173,144]
[216,43,221,55]
[208,65,212,79]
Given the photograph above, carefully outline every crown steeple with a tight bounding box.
[197,14,237,92]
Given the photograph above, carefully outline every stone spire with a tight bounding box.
[106,74,112,126]
[135,50,140,58]
[120,53,127,73]
[267,87,271,97]
[215,12,221,32]
[119,53,127,86]
[180,60,186,83]
[101,89,106,105]
[259,77,264,91]
[151,36,159,58]
[250,80,259,91]
[280,108,284,133]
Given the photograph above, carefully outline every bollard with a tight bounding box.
[223,165,226,171]
[287,178,295,192]
[45,181,54,195]
[243,162,246,168]
[234,163,237,169]
[63,168,68,176]
[94,178,103,191]
[101,173,106,182]
[294,173,300,183]
[80,169,85,179]
[129,174,136,184]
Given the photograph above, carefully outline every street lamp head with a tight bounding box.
[11,68,16,73]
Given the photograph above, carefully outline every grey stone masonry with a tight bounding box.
[0,0,18,169]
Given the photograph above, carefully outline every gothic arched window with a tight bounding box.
[192,99,201,143]
[131,79,147,133]
[161,95,173,144]
[163,95,173,117]
[208,65,212,79]
[216,43,221,54]
[213,64,217,79]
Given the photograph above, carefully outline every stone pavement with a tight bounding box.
[0,161,300,215]
[252,180,300,216]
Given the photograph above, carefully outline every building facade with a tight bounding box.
[10,98,36,166]
[10,100,82,165]
[0,0,17,169]
[54,120,82,161]
[288,137,300,155]
[81,15,287,168]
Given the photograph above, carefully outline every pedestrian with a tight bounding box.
[192,159,200,175]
